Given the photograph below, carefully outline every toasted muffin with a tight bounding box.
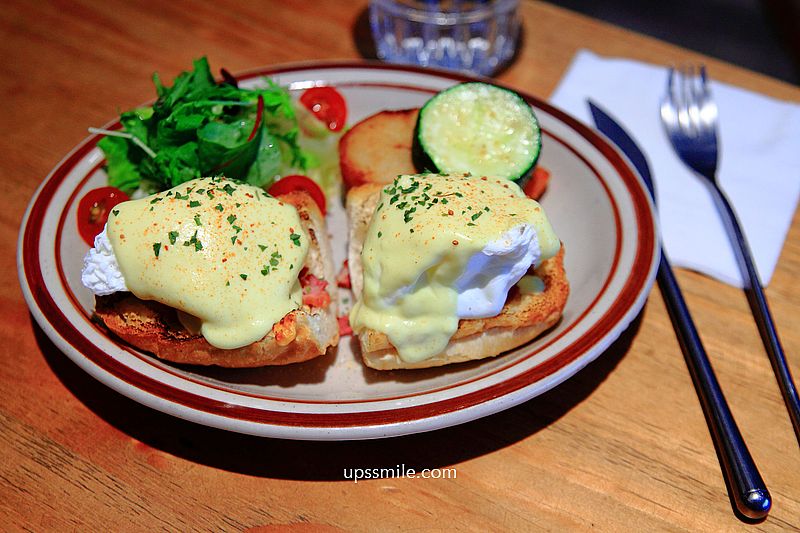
[346,182,568,370]
[93,190,339,367]
[339,108,419,188]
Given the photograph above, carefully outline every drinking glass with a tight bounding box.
[369,0,520,77]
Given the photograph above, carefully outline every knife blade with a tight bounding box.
[587,99,771,520]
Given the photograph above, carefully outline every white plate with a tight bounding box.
[18,62,658,440]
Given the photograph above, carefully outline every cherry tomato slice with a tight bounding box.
[299,86,347,132]
[268,175,326,215]
[77,186,129,247]
[523,166,551,200]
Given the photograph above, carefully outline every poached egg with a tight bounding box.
[81,177,309,350]
[349,173,560,363]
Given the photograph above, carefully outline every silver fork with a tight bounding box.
[661,65,800,446]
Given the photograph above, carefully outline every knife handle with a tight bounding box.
[657,254,770,519]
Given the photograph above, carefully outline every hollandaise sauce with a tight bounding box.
[350,173,560,363]
[107,177,308,349]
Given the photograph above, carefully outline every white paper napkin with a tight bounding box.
[550,49,800,288]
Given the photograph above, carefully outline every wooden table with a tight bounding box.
[3,0,799,530]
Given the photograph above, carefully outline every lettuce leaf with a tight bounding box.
[245,131,282,187]
[197,119,262,181]
[97,136,143,193]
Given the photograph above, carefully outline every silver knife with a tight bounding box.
[588,99,770,520]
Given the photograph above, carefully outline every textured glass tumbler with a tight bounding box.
[369,0,520,77]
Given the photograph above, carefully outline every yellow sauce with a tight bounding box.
[350,173,560,363]
[517,274,545,294]
[107,177,308,349]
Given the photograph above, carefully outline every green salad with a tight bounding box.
[94,57,339,196]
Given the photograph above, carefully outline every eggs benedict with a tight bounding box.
[82,176,339,367]
[347,173,568,370]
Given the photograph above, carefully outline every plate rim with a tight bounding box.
[18,61,658,440]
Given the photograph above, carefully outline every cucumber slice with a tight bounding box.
[413,82,541,185]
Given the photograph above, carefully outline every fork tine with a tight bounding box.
[699,64,708,92]
[660,67,678,125]
[687,65,702,133]
[677,65,694,132]
[667,66,679,110]
[692,65,707,103]
[666,66,675,99]
[701,65,713,96]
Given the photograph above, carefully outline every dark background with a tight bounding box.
[540,0,800,85]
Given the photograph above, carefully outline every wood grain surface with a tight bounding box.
[3,0,799,530]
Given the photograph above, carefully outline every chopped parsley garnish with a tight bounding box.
[174,192,189,200]
[257,252,283,275]
[183,230,202,251]
[194,214,202,225]
[168,231,179,244]
[240,273,248,280]
[227,214,237,224]
[189,200,201,208]
[112,209,119,216]
[232,225,242,233]
[258,244,268,252]
[152,242,161,257]
[377,231,382,238]
[386,175,484,225]
[215,203,224,211]
[401,181,419,194]
[471,211,482,221]
[230,236,238,245]
[222,183,236,195]
[290,233,301,246]
[150,197,163,204]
